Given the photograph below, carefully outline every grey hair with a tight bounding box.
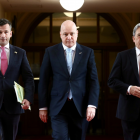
[133,23,140,36]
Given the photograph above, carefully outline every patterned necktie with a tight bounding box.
[1,46,8,75]
[66,48,73,99]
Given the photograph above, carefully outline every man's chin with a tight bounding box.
[0,42,8,46]
[66,44,74,48]
[0,43,4,46]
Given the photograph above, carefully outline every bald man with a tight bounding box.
[38,20,99,140]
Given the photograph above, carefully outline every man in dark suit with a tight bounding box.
[38,20,99,140]
[108,23,140,140]
[0,18,34,140]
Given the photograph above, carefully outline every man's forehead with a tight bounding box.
[61,24,76,30]
[136,27,140,33]
[0,28,9,30]
[0,29,10,32]
[0,26,11,31]
[61,27,77,33]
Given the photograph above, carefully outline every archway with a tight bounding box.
[18,12,128,136]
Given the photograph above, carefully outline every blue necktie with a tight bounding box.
[66,48,73,74]
[66,48,73,99]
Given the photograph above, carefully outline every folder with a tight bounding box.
[14,81,31,110]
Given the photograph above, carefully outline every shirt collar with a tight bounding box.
[62,43,76,51]
[135,47,140,57]
[0,43,9,49]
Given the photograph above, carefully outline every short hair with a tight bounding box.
[133,23,140,36]
[0,18,12,30]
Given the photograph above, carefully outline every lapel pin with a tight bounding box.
[79,52,82,54]
[14,51,17,54]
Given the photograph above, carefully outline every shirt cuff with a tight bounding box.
[39,107,47,110]
[127,85,132,95]
[88,105,96,109]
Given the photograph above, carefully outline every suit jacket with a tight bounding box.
[38,43,99,117]
[108,47,140,121]
[0,44,34,114]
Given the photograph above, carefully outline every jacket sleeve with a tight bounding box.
[21,50,35,104]
[108,53,129,95]
[87,49,100,107]
[38,48,52,108]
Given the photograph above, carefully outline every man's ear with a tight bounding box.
[60,32,62,39]
[132,36,135,43]
[10,31,12,38]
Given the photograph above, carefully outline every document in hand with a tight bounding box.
[14,81,31,110]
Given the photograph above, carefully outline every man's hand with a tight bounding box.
[130,86,140,98]
[22,99,30,110]
[86,107,96,122]
[39,110,48,123]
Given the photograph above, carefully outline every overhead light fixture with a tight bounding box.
[60,0,84,11]
[64,12,81,17]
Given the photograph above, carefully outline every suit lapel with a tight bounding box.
[71,43,83,76]
[0,70,2,76]
[54,43,83,76]
[55,43,69,76]
[128,47,139,83]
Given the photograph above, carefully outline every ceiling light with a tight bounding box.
[64,12,81,17]
[60,0,84,11]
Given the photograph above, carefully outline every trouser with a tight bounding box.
[51,99,89,140]
[121,117,140,140]
[0,104,20,140]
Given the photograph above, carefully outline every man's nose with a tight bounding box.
[67,34,72,39]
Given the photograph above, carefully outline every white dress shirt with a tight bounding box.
[127,47,140,94]
[62,43,76,64]
[0,43,10,71]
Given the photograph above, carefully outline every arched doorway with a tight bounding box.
[19,12,127,136]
